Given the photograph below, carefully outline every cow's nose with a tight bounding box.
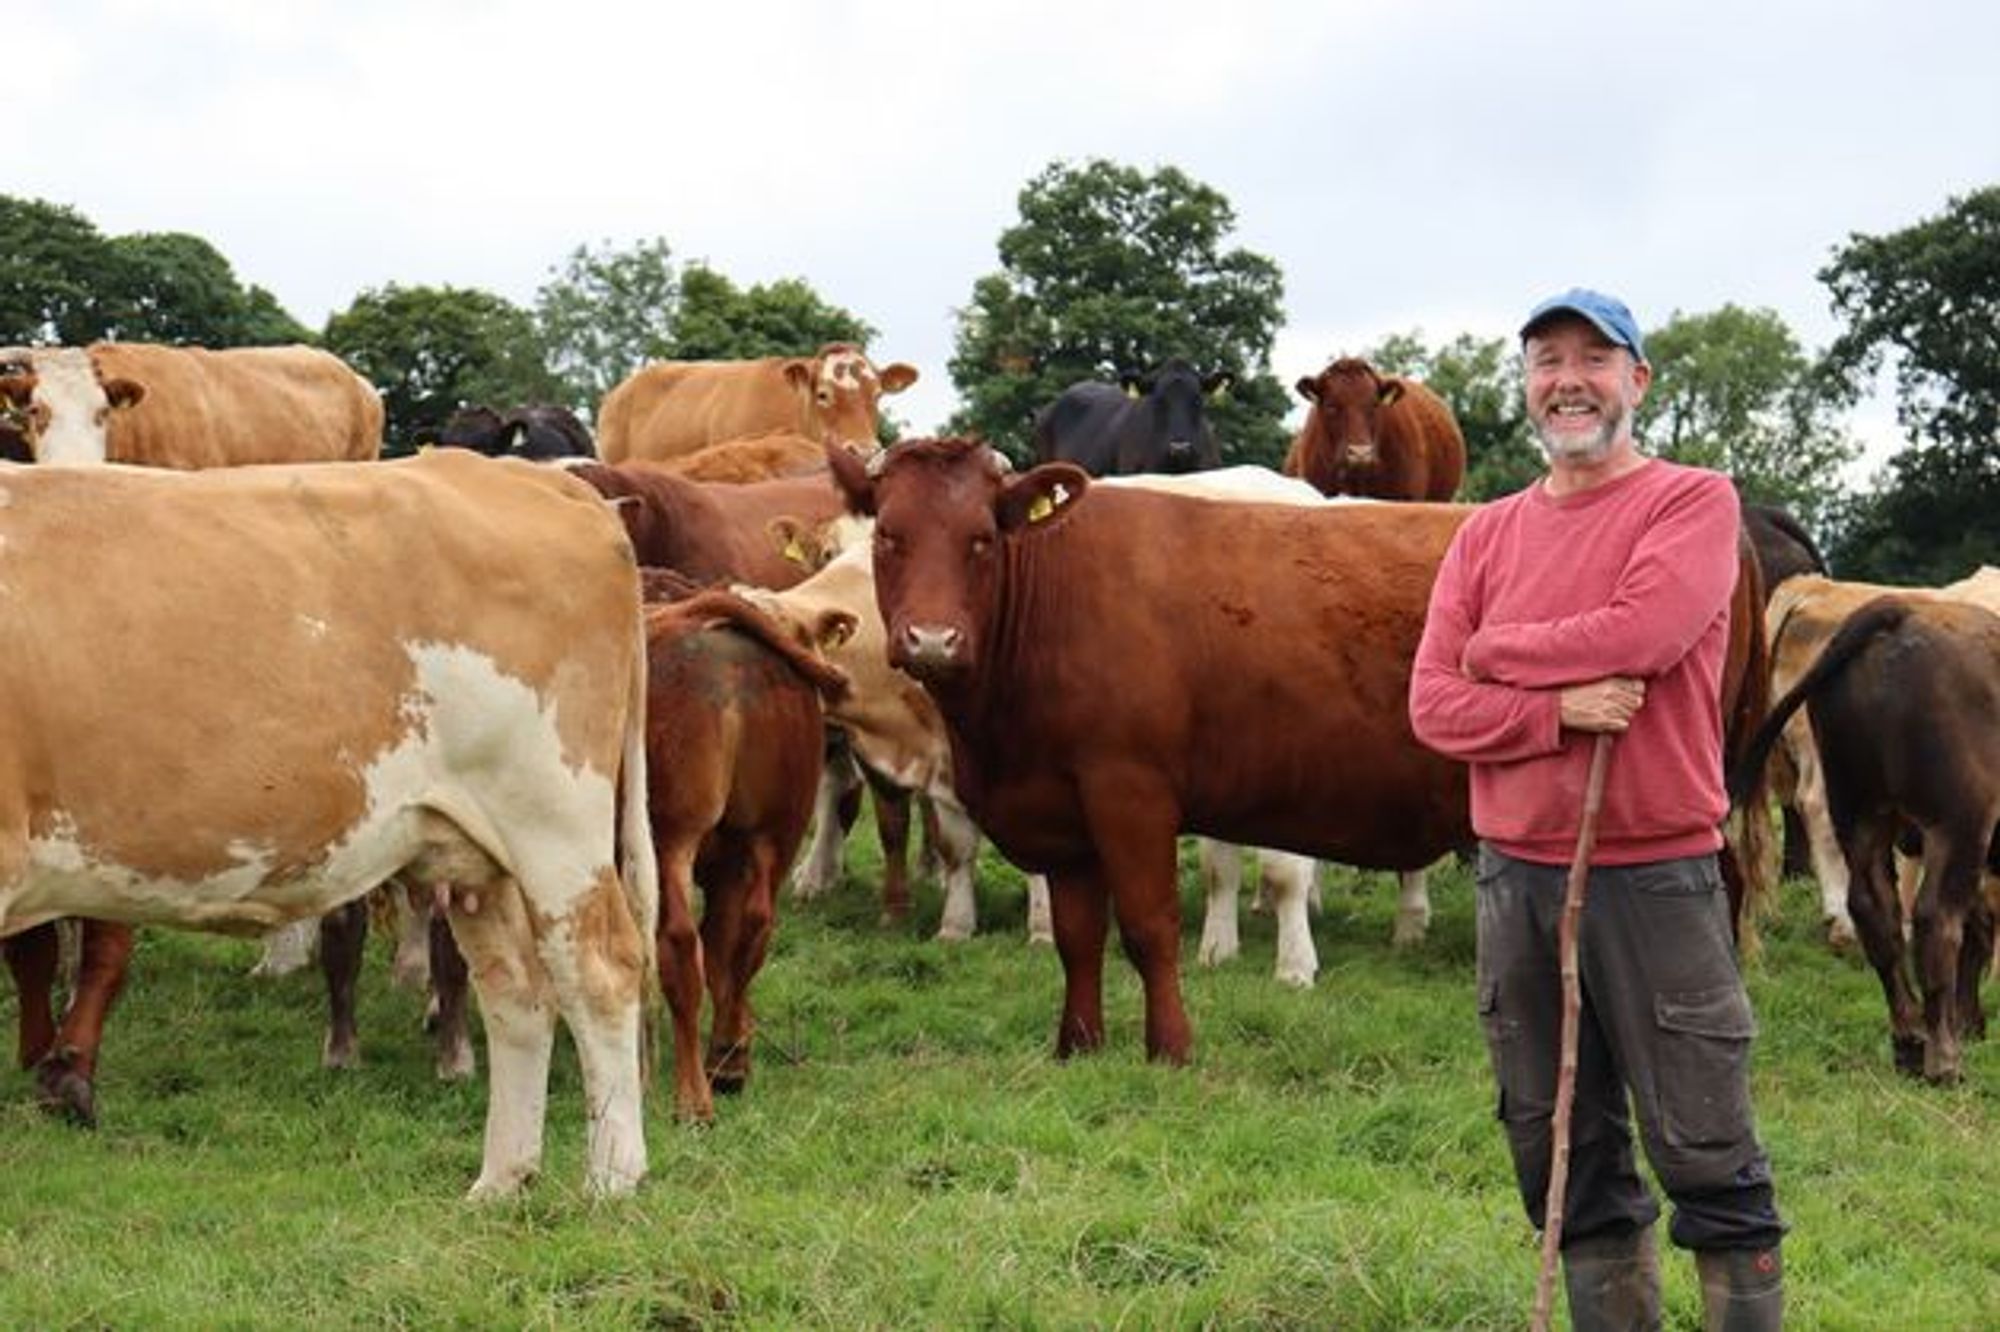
[897,624,964,674]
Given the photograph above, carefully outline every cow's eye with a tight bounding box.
[874,530,900,556]
[969,535,992,559]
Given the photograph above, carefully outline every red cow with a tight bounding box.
[640,589,850,1122]
[568,462,850,589]
[1283,357,1465,500]
[829,438,1772,1064]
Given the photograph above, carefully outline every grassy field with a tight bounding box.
[2,842,1997,1330]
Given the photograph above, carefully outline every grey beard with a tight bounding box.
[1534,405,1621,465]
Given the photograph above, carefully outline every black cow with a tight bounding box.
[1730,596,2000,1084]
[433,404,594,460]
[1031,358,1231,476]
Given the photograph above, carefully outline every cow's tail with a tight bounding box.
[1728,596,1914,811]
[1722,546,1778,950]
[618,595,663,1084]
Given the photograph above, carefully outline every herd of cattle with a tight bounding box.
[0,337,1992,1197]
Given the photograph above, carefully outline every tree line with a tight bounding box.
[2,172,1994,584]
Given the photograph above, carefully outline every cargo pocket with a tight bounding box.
[1653,985,1756,1148]
[1478,978,1526,1124]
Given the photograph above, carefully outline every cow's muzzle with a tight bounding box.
[892,624,967,679]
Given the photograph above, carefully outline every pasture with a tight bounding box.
[2,841,1996,1330]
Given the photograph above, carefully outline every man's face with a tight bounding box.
[1523,317,1651,465]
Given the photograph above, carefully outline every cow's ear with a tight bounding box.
[782,360,815,392]
[1204,372,1234,399]
[825,439,877,516]
[1377,380,1405,407]
[768,516,818,570]
[1295,375,1320,402]
[103,377,146,410]
[996,462,1089,534]
[811,609,858,652]
[877,362,919,394]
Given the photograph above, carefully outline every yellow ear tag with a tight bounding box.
[782,536,808,565]
[1027,493,1056,523]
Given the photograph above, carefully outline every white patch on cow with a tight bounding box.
[1103,467,1371,506]
[21,348,111,466]
[297,614,331,639]
[821,352,876,392]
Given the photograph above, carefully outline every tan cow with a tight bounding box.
[657,431,834,484]
[0,451,657,1198]
[1766,566,2000,945]
[596,343,917,463]
[0,342,382,466]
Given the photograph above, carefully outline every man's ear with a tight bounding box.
[995,462,1090,533]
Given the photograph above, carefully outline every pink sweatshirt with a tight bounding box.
[1408,459,1740,866]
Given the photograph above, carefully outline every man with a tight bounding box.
[1409,289,1785,1330]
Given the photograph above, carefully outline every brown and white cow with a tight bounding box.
[830,438,1773,1063]
[0,451,657,1198]
[1733,596,2000,1083]
[1764,567,2000,945]
[0,340,385,1125]
[639,588,849,1123]
[0,342,382,466]
[1283,357,1465,501]
[595,344,917,464]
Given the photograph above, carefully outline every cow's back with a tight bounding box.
[598,360,796,464]
[0,452,637,932]
[92,343,383,467]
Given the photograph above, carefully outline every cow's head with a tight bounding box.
[0,347,146,464]
[828,437,1087,683]
[1297,357,1401,470]
[783,342,919,453]
[431,404,507,454]
[1117,358,1229,474]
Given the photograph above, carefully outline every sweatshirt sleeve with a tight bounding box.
[1460,472,1739,688]
[1409,523,1564,763]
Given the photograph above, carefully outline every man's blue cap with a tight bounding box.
[1520,288,1647,363]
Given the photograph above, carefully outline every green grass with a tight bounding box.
[2,849,1997,1329]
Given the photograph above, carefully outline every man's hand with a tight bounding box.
[1560,677,1646,732]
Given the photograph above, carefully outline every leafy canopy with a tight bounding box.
[947,160,1289,465]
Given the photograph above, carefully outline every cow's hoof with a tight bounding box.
[34,1064,96,1129]
[1824,917,1858,952]
[1892,1036,1927,1078]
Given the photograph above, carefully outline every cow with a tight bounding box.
[1282,357,1465,501]
[1741,501,1828,594]
[1764,567,2000,946]
[430,403,594,460]
[1732,596,2000,1083]
[318,881,474,1082]
[596,343,917,464]
[635,587,849,1122]
[0,451,657,1197]
[1031,358,1231,476]
[567,463,849,589]
[657,431,837,484]
[830,438,1773,1062]
[0,342,382,465]
[0,340,384,1127]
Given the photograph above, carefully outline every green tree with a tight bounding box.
[1642,304,1856,528]
[534,237,679,410]
[0,195,123,344]
[1818,185,2000,581]
[324,284,561,455]
[946,159,1289,465]
[1365,330,1540,500]
[103,232,311,346]
[666,264,874,360]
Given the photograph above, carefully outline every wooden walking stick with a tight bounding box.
[1531,731,1616,1332]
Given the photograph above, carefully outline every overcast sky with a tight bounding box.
[10,1,1998,469]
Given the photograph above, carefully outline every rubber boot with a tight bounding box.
[1695,1245,1784,1332]
[1562,1225,1662,1332]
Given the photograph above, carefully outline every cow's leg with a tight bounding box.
[1023,873,1055,946]
[790,755,854,902]
[1263,851,1319,988]
[1793,734,1857,948]
[931,795,984,942]
[707,839,780,1095]
[1196,838,1242,968]
[657,844,713,1123]
[1956,887,1993,1044]
[442,878,560,1198]
[320,899,369,1070]
[1045,867,1112,1058]
[391,878,434,993]
[1844,818,1924,1076]
[428,908,475,1081]
[1914,830,1987,1084]
[1083,781,1191,1064]
[870,780,915,926]
[1392,867,1432,948]
[6,922,60,1072]
[18,919,134,1127]
[250,917,318,978]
